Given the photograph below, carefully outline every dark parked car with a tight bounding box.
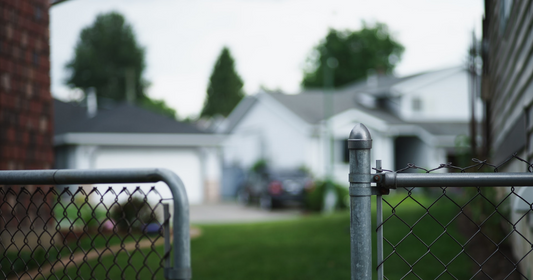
[237,169,313,210]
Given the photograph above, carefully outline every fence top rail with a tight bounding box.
[0,168,178,185]
[379,172,533,188]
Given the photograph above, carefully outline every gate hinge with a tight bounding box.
[349,186,389,196]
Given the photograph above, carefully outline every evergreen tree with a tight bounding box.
[201,47,244,118]
[302,22,404,88]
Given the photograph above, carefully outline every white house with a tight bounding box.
[218,67,477,196]
[54,99,224,204]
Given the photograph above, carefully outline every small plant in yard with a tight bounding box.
[111,196,159,232]
[251,158,268,172]
[304,180,349,212]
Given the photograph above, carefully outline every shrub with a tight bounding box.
[251,159,268,172]
[111,197,159,232]
[305,180,349,212]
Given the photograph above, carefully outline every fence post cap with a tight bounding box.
[349,123,371,140]
[348,123,372,149]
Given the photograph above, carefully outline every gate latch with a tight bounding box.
[348,160,390,196]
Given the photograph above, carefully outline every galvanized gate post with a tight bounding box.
[348,123,372,280]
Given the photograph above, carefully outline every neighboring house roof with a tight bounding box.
[54,99,205,135]
[221,74,412,132]
[335,74,409,97]
[414,122,469,137]
[217,96,258,133]
[389,67,464,97]
[54,99,225,147]
[265,89,403,125]
[388,122,470,148]
[222,67,471,145]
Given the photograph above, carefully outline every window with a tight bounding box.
[412,97,422,112]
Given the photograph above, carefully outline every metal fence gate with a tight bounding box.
[0,168,191,280]
[349,123,533,280]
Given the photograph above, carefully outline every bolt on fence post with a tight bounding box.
[348,123,372,280]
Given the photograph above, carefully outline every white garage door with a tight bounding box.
[94,147,203,204]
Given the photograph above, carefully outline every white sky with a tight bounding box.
[50,0,484,119]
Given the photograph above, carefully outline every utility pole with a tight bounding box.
[322,55,338,213]
[125,67,136,104]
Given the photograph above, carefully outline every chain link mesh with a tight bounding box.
[377,154,533,280]
[0,185,170,279]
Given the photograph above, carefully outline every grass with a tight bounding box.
[188,193,471,280]
[32,192,473,279]
[191,212,353,280]
[381,191,472,279]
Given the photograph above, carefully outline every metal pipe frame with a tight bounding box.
[348,123,373,280]
[380,172,533,188]
[0,168,191,280]
[375,160,384,280]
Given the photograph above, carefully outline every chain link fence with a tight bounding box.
[348,123,533,280]
[0,169,191,280]
[377,154,533,280]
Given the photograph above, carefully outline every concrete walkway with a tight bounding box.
[190,201,303,224]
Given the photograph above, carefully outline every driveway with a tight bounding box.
[189,202,303,224]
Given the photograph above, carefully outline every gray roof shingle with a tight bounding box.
[54,99,205,135]
[221,68,470,139]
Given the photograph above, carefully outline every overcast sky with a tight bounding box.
[50,0,484,118]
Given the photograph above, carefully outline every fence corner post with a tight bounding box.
[347,123,372,280]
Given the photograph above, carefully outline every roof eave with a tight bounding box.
[54,133,225,147]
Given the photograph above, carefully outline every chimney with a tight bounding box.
[86,87,97,118]
[125,68,135,104]
[366,69,378,88]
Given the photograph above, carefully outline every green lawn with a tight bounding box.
[1,233,148,279]
[46,193,473,279]
[189,194,471,280]
[381,192,472,279]
[46,246,165,279]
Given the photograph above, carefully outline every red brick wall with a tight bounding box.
[0,0,54,233]
[0,0,54,170]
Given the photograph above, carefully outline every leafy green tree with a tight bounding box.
[302,22,404,88]
[200,47,244,118]
[65,12,145,101]
[65,11,176,118]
